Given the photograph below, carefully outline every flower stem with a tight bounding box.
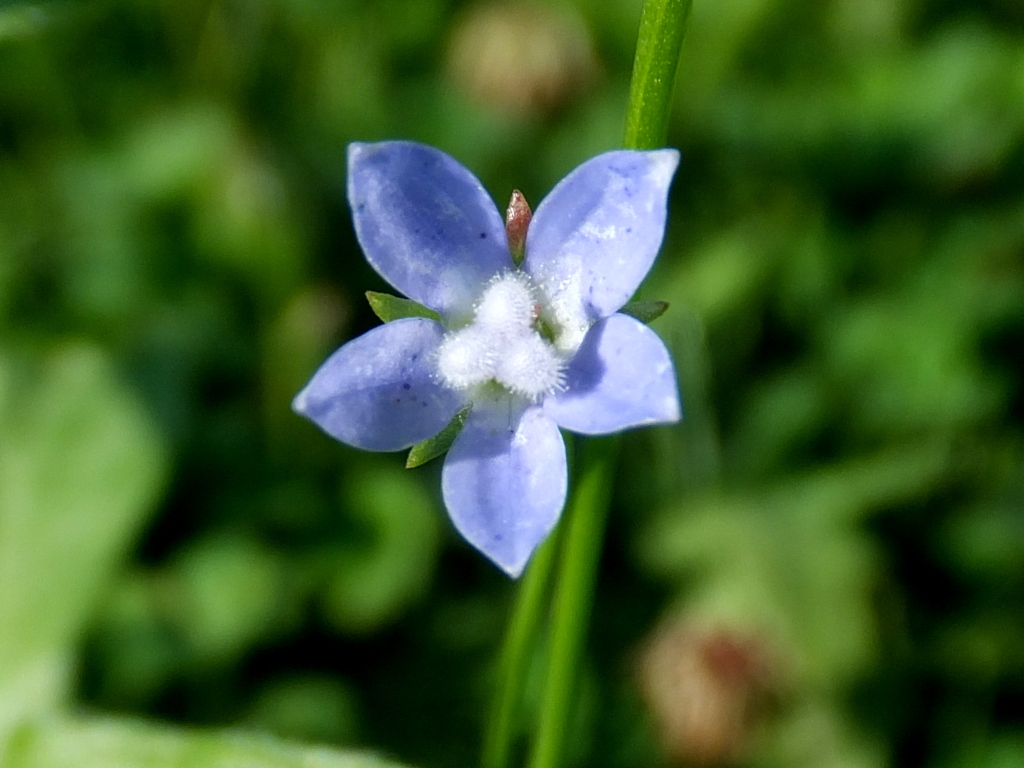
[525,2,692,766]
[623,0,693,150]
[481,530,559,768]
[527,437,618,768]
[483,2,691,766]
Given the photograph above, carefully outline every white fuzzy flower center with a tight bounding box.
[437,273,564,400]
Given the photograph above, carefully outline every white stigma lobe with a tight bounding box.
[474,273,536,332]
[436,273,563,400]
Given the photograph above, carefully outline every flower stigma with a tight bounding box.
[436,271,565,401]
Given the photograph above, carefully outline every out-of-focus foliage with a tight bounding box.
[0,343,167,738]
[4,716,408,768]
[0,1,1021,767]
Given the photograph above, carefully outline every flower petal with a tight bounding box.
[524,149,679,335]
[293,317,463,451]
[442,403,567,577]
[348,141,513,318]
[544,313,680,434]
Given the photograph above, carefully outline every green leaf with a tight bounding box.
[168,535,289,665]
[3,716,412,768]
[619,300,670,324]
[323,466,441,634]
[245,675,360,744]
[0,344,167,738]
[0,6,51,42]
[405,406,471,469]
[365,292,441,324]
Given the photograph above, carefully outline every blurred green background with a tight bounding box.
[1,0,1023,767]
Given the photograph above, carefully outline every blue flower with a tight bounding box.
[294,141,681,577]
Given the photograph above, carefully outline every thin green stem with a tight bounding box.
[483,3,691,766]
[623,0,693,150]
[524,2,692,766]
[527,438,618,768]
[482,531,559,768]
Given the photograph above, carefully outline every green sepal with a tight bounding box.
[406,406,472,469]
[366,292,442,324]
[619,300,669,324]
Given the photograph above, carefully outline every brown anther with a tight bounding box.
[505,189,532,267]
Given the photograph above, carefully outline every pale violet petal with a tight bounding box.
[544,313,680,434]
[523,149,679,336]
[293,317,463,451]
[442,403,567,577]
[348,141,513,318]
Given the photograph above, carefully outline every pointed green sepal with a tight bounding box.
[406,406,472,468]
[619,300,670,324]
[366,291,442,324]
